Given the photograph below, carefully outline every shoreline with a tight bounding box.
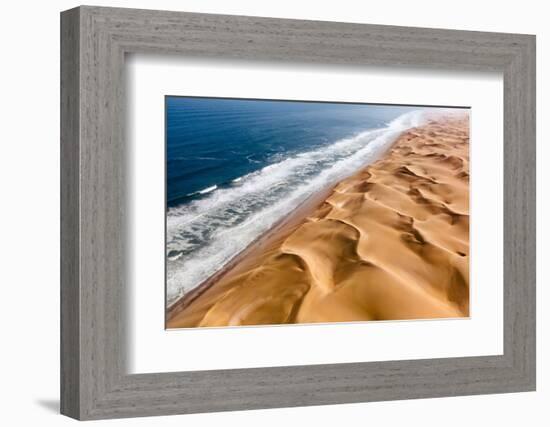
[166,126,400,324]
[166,182,336,322]
[167,113,470,328]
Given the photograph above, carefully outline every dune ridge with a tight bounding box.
[167,113,470,328]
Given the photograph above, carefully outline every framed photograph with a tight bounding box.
[61,6,536,420]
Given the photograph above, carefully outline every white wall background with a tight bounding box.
[0,0,546,425]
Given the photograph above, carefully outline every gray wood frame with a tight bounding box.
[60,5,536,420]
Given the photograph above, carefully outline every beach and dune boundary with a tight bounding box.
[167,112,470,328]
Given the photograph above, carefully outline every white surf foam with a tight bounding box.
[198,185,217,194]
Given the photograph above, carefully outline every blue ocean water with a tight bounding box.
[167,98,416,206]
[165,96,431,305]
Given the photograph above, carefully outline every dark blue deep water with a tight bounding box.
[166,97,414,207]
[165,96,430,305]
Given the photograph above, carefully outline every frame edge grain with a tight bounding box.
[60,6,81,420]
[503,33,537,390]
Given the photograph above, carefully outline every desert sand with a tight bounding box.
[167,113,470,328]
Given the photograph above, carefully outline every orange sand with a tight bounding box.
[167,113,470,328]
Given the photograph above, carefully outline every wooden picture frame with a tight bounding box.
[60,5,536,420]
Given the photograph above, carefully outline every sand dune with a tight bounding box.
[167,113,470,328]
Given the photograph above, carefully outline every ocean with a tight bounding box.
[166,97,429,306]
